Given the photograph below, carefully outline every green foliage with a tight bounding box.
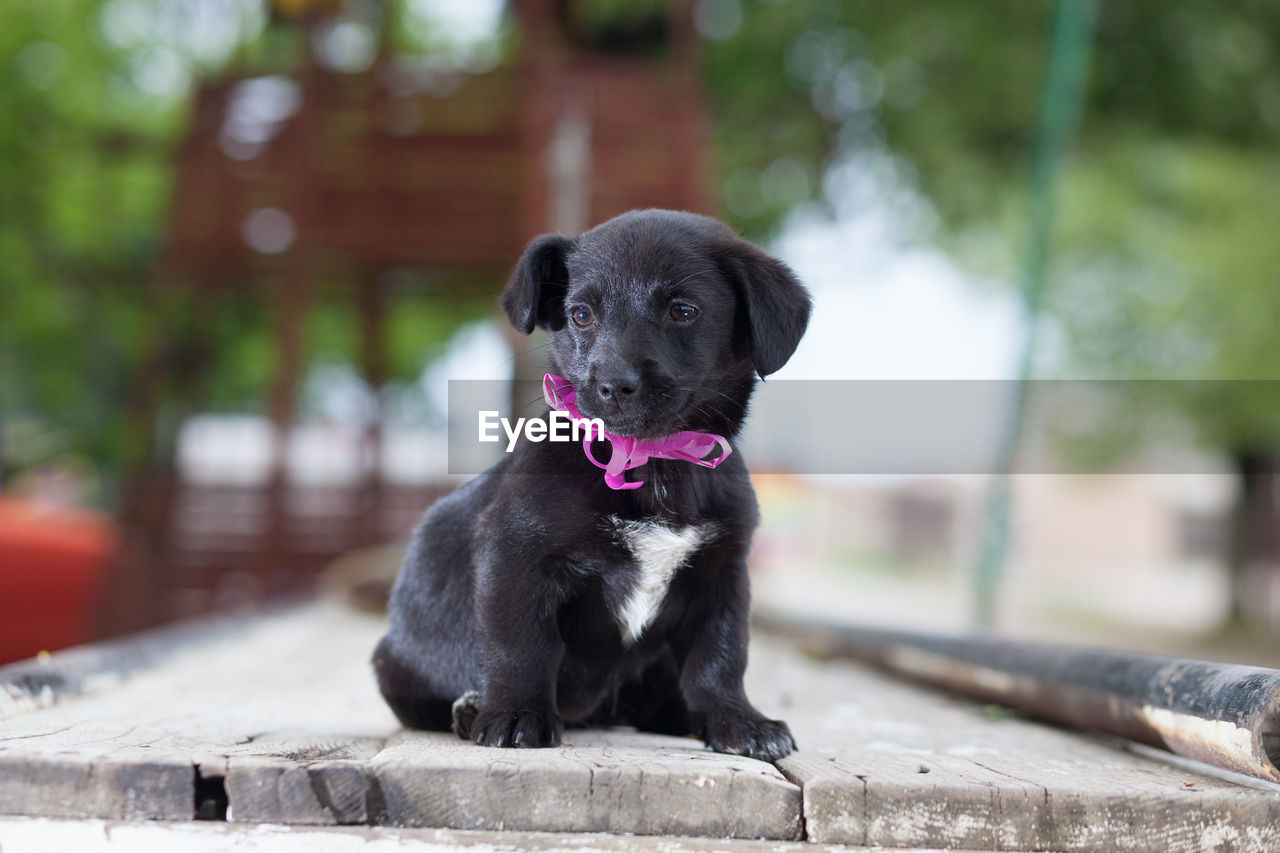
[0,0,503,505]
[710,0,1280,458]
[703,0,835,241]
[0,0,185,492]
[1041,4,1280,458]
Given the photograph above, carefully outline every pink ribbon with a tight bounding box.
[542,374,732,490]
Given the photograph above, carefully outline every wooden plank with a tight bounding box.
[369,728,802,839]
[0,610,243,720]
[759,617,1280,783]
[0,602,802,838]
[0,603,397,823]
[216,731,386,824]
[0,754,193,821]
[741,641,1280,852]
[0,816,928,853]
[224,758,370,825]
[3,598,1278,847]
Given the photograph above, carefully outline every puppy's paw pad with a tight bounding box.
[472,708,563,749]
[704,715,796,763]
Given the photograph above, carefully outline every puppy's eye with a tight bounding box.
[669,302,699,323]
[570,305,594,327]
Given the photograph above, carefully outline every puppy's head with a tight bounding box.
[502,209,810,438]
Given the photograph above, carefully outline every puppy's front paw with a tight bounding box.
[451,691,481,740]
[701,712,796,762]
[471,708,564,749]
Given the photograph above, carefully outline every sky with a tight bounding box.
[762,154,1021,382]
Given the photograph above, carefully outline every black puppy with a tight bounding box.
[372,209,810,761]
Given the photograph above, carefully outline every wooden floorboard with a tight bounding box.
[369,728,801,838]
[1,599,1277,849]
[0,817,961,853]
[746,640,1280,851]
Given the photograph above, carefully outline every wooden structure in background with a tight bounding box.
[100,0,717,636]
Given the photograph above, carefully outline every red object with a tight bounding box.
[0,499,117,664]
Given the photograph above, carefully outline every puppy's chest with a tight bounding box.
[603,516,715,645]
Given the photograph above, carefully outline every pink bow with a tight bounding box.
[542,374,732,490]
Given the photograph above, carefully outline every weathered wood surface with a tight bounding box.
[0,607,246,720]
[369,728,800,838]
[751,641,1280,851]
[754,614,1280,784]
[0,816,949,853]
[1,599,1277,850]
[0,602,800,839]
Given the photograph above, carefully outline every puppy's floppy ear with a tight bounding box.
[721,240,812,378]
[501,234,576,335]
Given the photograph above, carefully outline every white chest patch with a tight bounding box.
[608,517,712,645]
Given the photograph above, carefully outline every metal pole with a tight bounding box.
[973,0,1098,627]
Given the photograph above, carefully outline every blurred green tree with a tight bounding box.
[707,0,1280,626]
[0,0,498,504]
[0,0,182,500]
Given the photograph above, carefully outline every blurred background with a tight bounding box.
[2,0,1278,666]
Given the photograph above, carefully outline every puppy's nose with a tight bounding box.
[596,372,639,400]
